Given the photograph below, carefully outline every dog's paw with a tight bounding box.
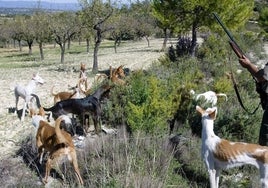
[42,178,48,184]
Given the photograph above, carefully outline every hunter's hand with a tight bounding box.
[239,55,252,68]
[239,55,261,80]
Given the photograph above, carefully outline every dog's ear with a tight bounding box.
[118,65,124,69]
[80,63,86,71]
[33,72,40,77]
[208,107,217,120]
[196,105,204,115]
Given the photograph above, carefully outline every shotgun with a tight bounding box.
[213,12,263,113]
[212,13,243,58]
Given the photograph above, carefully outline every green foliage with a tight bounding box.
[197,34,229,63]
[105,55,207,136]
[259,7,268,33]
[213,76,233,94]
[126,73,172,133]
[151,0,184,32]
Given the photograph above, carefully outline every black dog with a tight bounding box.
[43,84,111,134]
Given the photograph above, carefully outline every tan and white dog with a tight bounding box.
[50,85,81,104]
[196,105,268,188]
[32,114,84,185]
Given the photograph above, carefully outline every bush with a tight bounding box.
[125,72,172,134]
[168,36,192,62]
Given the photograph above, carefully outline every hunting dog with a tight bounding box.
[79,62,88,91]
[191,90,227,106]
[29,94,45,118]
[43,83,111,134]
[50,84,83,104]
[196,105,268,188]
[32,114,84,185]
[95,65,126,84]
[14,73,44,121]
[110,65,126,85]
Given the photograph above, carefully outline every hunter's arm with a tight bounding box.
[239,55,265,82]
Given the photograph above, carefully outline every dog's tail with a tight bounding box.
[42,105,54,112]
[31,94,41,108]
[216,93,228,101]
[50,85,57,96]
[55,115,72,144]
[30,94,46,117]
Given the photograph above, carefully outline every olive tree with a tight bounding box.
[79,0,113,73]
[32,12,53,60]
[50,12,81,64]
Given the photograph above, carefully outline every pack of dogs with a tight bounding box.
[13,65,267,187]
[12,64,126,185]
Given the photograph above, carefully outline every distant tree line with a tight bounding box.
[0,0,267,72]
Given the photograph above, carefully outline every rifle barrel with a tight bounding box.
[212,13,241,49]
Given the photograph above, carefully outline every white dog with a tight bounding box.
[196,105,268,188]
[14,73,44,121]
[190,90,227,106]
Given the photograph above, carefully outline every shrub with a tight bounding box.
[167,36,192,62]
[126,73,172,134]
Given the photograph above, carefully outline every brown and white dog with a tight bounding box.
[196,105,268,188]
[79,62,88,91]
[32,115,84,185]
[95,65,126,85]
[50,84,83,104]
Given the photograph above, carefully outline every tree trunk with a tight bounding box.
[28,41,33,55]
[145,36,150,47]
[18,40,22,52]
[39,42,44,61]
[86,38,90,53]
[28,45,32,55]
[161,28,168,52]
[60,43,65,64]
[93,41,100,73]
[92,24,102,73]
[114,37,120,53]
[67,38,71,50]
[190,22,197,57]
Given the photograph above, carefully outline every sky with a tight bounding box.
[3,0,134,4]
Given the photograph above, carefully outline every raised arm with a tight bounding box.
[239,55,265,82]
